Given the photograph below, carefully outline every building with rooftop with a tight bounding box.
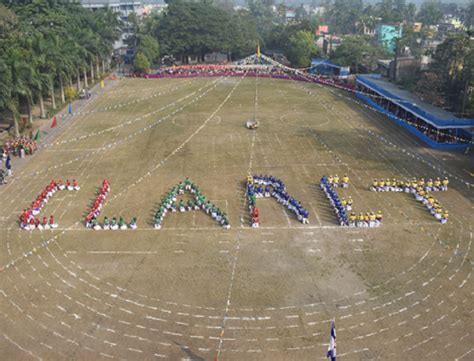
[356,74,474,150]
[80,0,142,49]
[376,24,402,54]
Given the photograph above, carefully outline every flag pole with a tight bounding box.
[326,318,336,361]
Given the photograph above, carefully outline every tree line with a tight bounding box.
[0,0,121,137]
[131,0,473,69]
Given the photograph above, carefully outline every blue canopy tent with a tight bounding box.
[356,74,474,150]
[310,58,350,78]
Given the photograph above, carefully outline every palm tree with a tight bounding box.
[0,0,122,131]
[50,36,74,104]
[0,58,12,111]
[357,15,377,35]
[94,8,122,74]
[6,49,35,137]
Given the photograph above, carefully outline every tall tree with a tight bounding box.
[431,34,473,115]
[286,30,320,68]
[0,0,120,136]
[461,1,474,31]
[157,0,237,62]
[326,0,363,34]
[331,35,388,73]
[417,0,443,26]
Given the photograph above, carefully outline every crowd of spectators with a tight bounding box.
[146,64,288,78]
[142,64,356,94]
[1,137,38,159]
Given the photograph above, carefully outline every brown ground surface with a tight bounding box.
[0,75,472,361]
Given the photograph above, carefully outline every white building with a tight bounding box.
[80,0,142,49]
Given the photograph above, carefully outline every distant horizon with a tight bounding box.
[142,0,472,6]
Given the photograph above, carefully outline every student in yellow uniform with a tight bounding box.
[341,197,347,209]
[441,210,448,224]
[369,212,377,227]
[404,179,411,193]
[426,195,435,209]
[364,213,370,227]
[398,180,405,192]
[410,178,418,193]
[415,188,425,202]
[346,196,353,211]
[371,179,378,192]
[441,177,449,191]
[376,210,383,224]
[349,212,357,227]
[342,174,349,188]
[391,178,399,191]
[426,179,433,192]
[378,179,385,192]
[328,175,334,186]
[430,202,438,215]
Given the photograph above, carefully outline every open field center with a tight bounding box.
[0,75,473,360]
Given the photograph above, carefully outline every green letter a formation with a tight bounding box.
[154,178,230,229]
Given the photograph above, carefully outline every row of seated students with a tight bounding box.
[320,176,349,226]
[369,176,449,223]
[85,180,109,227]
[88,216,137,230]
[415,188,449,223]
[327,175,350,188]
[20,179,79,230]
[370,177,449,193]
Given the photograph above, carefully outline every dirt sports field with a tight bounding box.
[0,74,472,361]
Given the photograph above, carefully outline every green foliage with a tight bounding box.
[462,0,474,30]
[373,0,409,24]
[133,52,151,73]
[231,10,260,59]
[137,34,160,65]
[330,35,388,73]
[430,34,474,115]
[286,31,320,68]
[326,0,363,34]
[417,0,443,26]
[410,34,473,117]
[156,0,243,62]
[64,86,76,102]
[0,0,120,136]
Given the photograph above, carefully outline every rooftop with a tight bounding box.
[356,74,474,129]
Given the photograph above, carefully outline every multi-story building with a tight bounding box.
[376,24,402,54]
[80,0,142,49]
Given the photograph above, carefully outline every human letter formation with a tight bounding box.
[18,175,451,230]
